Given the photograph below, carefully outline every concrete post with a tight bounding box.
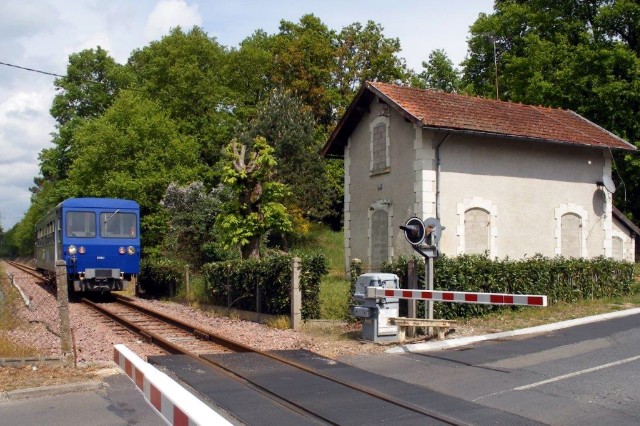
[407,259,418,338]
[426,256,434,337]
[290,257,302,330]
[55,260,74,367]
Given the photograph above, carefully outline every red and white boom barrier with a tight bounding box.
[366,287,547,307]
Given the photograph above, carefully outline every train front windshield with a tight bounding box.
[100,212,137,238]
[66,212,96,238]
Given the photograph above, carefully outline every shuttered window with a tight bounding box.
[561,213,581,258]
[464,208,490,255]
[370,209,389,268]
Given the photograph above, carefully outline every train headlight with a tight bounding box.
[127,246,136,255]
[118,247,126,255]
[68,245,77,255]
[78,246,86,254]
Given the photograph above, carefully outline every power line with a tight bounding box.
[0,60,65,78]
[0,60,145,93]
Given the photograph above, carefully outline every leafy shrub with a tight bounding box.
[202,253,327,320]
[139,257,185,297]
[374,254,636,320]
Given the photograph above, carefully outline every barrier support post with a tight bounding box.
[290,257,302,330]
[55,260,74,367]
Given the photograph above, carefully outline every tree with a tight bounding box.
[463,1,640,220]
[224,30,276,119]
[216,137,292,259]
[415,49,462,93]
[127,27,236,171]
[161,182,229,266]
[239,89,330,222]
[39,47,133,187]
[270,14,338,126]
[65,91,202,248]
[334,21,409,110]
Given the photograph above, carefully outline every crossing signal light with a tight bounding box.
[400,217,426,246]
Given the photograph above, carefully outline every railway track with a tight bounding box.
[4,260,46,282]
[4,259,469,424]
[84,294,468,425]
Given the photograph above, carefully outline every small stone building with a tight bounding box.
[322,82,638,271]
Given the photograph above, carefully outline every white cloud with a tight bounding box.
[144,0,202,42]
[0,90,56,164]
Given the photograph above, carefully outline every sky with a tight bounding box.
[0,0,494,230]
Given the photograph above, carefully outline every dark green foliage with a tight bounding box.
[139,257,185,297]
[380,254,635,320]
[299,253,328,319]
[463,1,640,221]
[202,253,327,320]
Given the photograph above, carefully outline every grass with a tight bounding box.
[294,223,352,320]
[0,265,39,358]
[319,275,351,320]
[463,293,640,333]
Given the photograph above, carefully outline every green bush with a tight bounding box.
[139,257,185,297]
[365,254,637,320]
[202,253,327,320]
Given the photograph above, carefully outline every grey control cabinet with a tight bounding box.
[351,273,399,343]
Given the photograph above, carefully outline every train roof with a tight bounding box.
[60,198,139,210]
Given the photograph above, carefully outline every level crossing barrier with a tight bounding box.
[366,287,548,307]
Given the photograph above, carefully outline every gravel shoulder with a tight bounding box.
[5,260,633,393]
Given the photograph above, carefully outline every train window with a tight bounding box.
[66,212,96,238]
[100,212,137,238]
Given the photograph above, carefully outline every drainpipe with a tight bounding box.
[435,132,451,221]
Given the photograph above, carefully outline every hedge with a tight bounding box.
[201,253,327,320]
[139,257,184,297]
[350,254,636,320]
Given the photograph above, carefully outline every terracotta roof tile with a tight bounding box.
[369,81,636,151]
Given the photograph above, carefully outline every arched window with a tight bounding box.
[464,208,490,255]
[457,197,498,257]
[555,203,588,258]
[561,213,581,258]
[370,209,389,269]
[612,236,624,260]
[370,116,390,174]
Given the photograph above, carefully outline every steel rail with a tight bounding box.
[83,297,333,425]
[4,260,46,281]
[104,295,468,426]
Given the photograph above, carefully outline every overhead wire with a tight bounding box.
[0,60,145,92]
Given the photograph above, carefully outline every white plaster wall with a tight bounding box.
[346,98,420,271]
[437,134,608,259]
[612,216,636,262]
[343,108,619,268]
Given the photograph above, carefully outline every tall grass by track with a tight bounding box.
[0,264,38,357]
[295,224,351,320]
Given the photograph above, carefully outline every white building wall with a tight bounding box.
[436,133,608,259]
[343,105,626,269]
[345,98,422,271]
[612,216,636,262]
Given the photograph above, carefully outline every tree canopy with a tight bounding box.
[463,0,640,220]
[7,8,640,260]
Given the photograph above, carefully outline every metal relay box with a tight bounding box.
[351,273,399,343]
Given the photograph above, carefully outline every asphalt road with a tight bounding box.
[2,311,638,425]
[0,373,163,426]
[341,312,640,425]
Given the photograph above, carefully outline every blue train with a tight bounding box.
[34,198,141,293]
